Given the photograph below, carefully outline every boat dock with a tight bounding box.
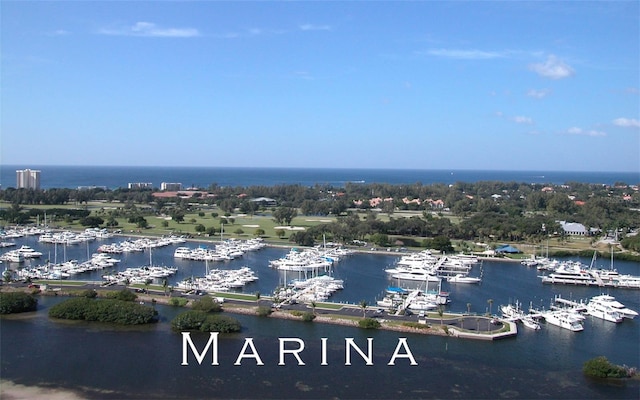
[553,294,587,312]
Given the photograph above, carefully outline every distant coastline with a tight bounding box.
[2,165,637,190]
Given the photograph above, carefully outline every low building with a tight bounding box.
[495,245,520,254]
[558,220,588,236]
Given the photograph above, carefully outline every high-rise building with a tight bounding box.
[161,182,182,191]
[16,169,41,189]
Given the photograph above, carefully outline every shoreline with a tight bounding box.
[1,285,515,340]
[0,380,87,400]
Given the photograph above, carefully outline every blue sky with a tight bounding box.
[2,1,639,172]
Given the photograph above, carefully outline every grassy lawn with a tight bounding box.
[315,302,345,310]
[33,280,87,286]
[209,292,260,301]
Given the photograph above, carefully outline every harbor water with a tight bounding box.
[1,235,639,399]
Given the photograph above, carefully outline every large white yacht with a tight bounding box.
[586,300,623,323]
[16,245,43,258]
[540,262,598,286]
[588,294,637,319]
[541,310,584,331]
[388,267,441,282]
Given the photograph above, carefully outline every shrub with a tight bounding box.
[256,306,272,317]
[0,292,38,314]
[358,318,381,329]
[301,311,316,322]
[191,296,222,313]
[170,297,188,307]
[77,289,98,298]
[48,298,157,325]
[583,356,630,379]
[105,289,137,302]
[402,322,430,330]
[171,310,241,333]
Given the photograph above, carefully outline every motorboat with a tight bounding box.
[521,314,541,330]
[446,274,481,284]
[501,301,525,321]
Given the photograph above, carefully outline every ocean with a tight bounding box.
[1,165,639,189]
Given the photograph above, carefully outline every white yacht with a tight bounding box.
[586,300,623,323]
[591,294,638,319]
[446,274,481,284]
[541,310,584,332]
[501,301,525,321]
[16,245,43,259]
[174,247,193,259]
[521,315,541,330]
[588,294,637,319]
[540,262,598,286]
[390,267,441,282]
[0,250,24,263]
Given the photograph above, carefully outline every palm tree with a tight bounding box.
[466,302,472,315]
[162,278,168,296]
[359,300,368,318]
[487,299,494,316]
[437,306,444,325]
[144,278,152,294]
[310,301,317,316]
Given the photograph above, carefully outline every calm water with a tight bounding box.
[2,165,638,189]
[2,236,639,399]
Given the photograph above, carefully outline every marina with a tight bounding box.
[1,230,639,399]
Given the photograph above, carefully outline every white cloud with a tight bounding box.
[99,22,200,38]
[613,118,640,128]
[512,116,534,125]
[527,88,551,99]
[426,49,506,60]
[566,127,606,137]
[299,24,332,31]
[529,55,574,79]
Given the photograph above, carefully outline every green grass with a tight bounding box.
[314,302,345,310]
[209,292,259,301]
[34,280,87,286]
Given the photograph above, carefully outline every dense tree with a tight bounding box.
[0,292,38,314]
[80,216,104,227]
[273,206,298,225]
[170,310,240,332]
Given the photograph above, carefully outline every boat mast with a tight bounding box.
[610,244,614,271]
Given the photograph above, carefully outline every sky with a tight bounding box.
[1,1,639,172]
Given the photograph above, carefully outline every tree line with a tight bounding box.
[1,180,639,251]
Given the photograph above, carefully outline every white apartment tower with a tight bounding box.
[16,169,41,190]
